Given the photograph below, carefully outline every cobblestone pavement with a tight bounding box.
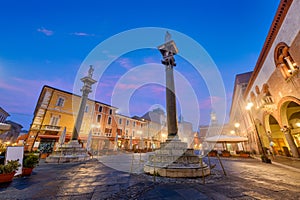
[0,156,299,200]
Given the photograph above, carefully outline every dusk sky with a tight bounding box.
[0,0,280,130]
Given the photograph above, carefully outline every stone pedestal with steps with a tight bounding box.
[144,139,210,177]
[45,140,90,163]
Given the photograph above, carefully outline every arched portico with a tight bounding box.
[264,114,288,156]
[278,97,300,157]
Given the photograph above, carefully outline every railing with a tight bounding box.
[42,125,61,131]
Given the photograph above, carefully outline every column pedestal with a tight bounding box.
[284,131,300,158]
[144,140,210,177]
[46,140,90,163]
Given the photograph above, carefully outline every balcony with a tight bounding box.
[0,122,11,133]
[42,125,61,132]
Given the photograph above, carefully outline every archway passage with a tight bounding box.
[278,100,300,158]
[268,115,288,156]
[286,102,300,152]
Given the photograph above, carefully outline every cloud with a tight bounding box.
[71,32,95,37]
[0,77,73,115]
[37,27,54,36]
[115,58,133,70]
[143,57,157,64]
[198,96,224,109]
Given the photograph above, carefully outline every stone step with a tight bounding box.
[148,154,200,164]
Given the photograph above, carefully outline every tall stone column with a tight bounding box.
[71,65,97,141]
[282,126,300,158]
[158,32,179,140]
[144,32,211,178]
[46,66,97,163]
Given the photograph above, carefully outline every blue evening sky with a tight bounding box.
[0,0,280,130]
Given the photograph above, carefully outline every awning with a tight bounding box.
[205,135,248,143]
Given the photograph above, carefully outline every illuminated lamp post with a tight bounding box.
[246,102,271,163]
[234,122,240,135]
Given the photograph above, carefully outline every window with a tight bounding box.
[126,120,129,126]
[98,106,103,112]
[50,115,60,126]
[133,121,136,127]
[105,128,112,137]
[56,97,65,107]
[119,118,122,125]
[117,129,122,136]
[85,105,89,113]
[275,42,299,80]
[109,109,113,115]
[108,117,112,125]
[97,114,101,123]
[132,131,135,137]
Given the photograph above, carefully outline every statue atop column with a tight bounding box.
[165,31,172,42]
[88,65,94,78]
[46,65,97,163]
[144,31,211,177]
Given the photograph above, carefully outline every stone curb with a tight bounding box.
[251,155,300,173]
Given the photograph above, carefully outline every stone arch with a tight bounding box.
[264,113,288,155]
[278,96,300,157]
[250,91,256,103]
[254,118,269,148]
[278,96,300,126]
[263,112,279,133]
[255,85,260,95]
[261,83,273,104]
[274,42,299,79]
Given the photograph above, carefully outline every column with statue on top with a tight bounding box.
[46,66,97,163]
[144,32,210,177]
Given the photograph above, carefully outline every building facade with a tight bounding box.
[229,72,256,152]
[0,107,9,123]
[26,85,95,152]
[26,85,194,154]
[0,107,11,135]
[234,0,300,157]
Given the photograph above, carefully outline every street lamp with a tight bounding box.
[234,122,240,136]
[246,102,271,163]
[234,122,240,128]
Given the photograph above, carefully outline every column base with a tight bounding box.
[45,140,90,163]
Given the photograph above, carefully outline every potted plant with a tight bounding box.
[22,154,39,176]
[261,154,272,163]
[221,150,231,157]
[240,151,250,158]
[208,150,218,157]
[0,160,20,183]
